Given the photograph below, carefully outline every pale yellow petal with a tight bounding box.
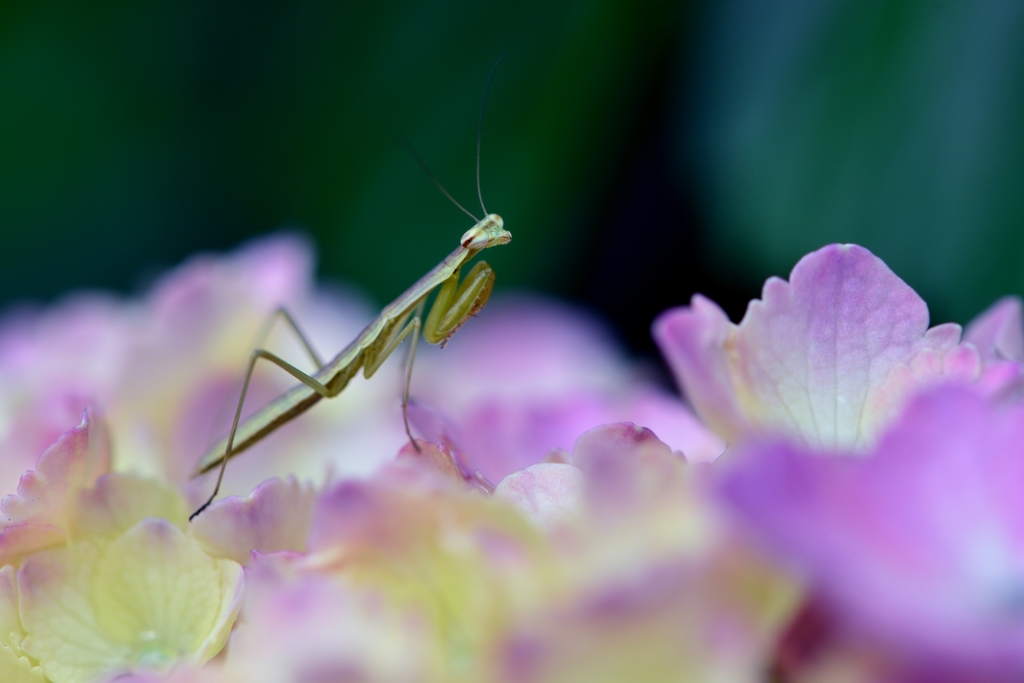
[18,545,132,683]
[0,643,45,683]
[68,474,189,542]
[0,565,22,648]
[18,519,242,683]
[93,518,241,663]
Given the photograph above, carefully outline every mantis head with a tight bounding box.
[461,214,511,250]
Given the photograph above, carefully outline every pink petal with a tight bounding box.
[409,394,615,485]
[306,479,394,555]
[190,476,316,565]
[0,408,110,562]
[146,234,313,341]
[654,244,974,449]
[964,296,1024,363]
[0,296,127,494]
[571,423,682,513]
[227,552,437,681]
[653,295,745,443]
[719,386,1024,672]
[497,558,772,683]
[571,422,679,471]
[394,439,467,485]
[494,463,584,530]
[622,388,725,463]
[413,296,631,409]
[406,296,720,484]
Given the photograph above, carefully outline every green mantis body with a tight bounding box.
[189,214,511,519]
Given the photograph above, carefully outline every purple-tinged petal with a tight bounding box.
[653,295,745,443]
[301,470,554,677]
[494,463,584,530]
[0,408,110,562]
[571,423,681,513]
[976,360,1024,399]
[0,391,97,499]
[0,526,65,567]
[965,296,1024,363]
[655,244,975,449]
[719,386,1024,673]
[393,438,467,485]
[409,296,714,482]
[563,423,724,568]
[125,234,319,484]
[306,479,396,557]
[0,294,127,495]
[622,388,725,463]
[414,297,632,410]
[571,422,678,467]
[190,476,315,565]
[496,557,785,683]
[145,234,313,348]
[306,474,474,559]
[226,552,442,683]
[411,393,615,485]
[111,668,223,683]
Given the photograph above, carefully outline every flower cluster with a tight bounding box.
[0,238,1021,682]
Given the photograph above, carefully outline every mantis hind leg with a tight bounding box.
[207,306,325,445]
[190,348,335,521]
[257,307,325,369]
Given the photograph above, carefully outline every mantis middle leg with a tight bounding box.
[363,311,422,445]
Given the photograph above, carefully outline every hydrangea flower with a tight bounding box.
[0,235,772,682]
[719,386,1024,680]
[490,423,797,683]
[9,234,1024,682]
[654,244,1022,450]
[207,425,793,683]
[0,411,243,683]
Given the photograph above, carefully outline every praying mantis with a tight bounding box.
[189,65,510,520]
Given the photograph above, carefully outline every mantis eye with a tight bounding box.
[461,228,491,250]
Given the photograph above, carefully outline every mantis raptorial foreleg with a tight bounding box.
[363,261,496,447]
[423,261,496,345]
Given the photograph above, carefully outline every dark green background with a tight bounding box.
[2,0,1022,355]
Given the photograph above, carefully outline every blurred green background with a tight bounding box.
[1,0,1023,356]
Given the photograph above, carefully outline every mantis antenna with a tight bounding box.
[477,54,506,216]
[397,137,480,223]
[398,54,506,221]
